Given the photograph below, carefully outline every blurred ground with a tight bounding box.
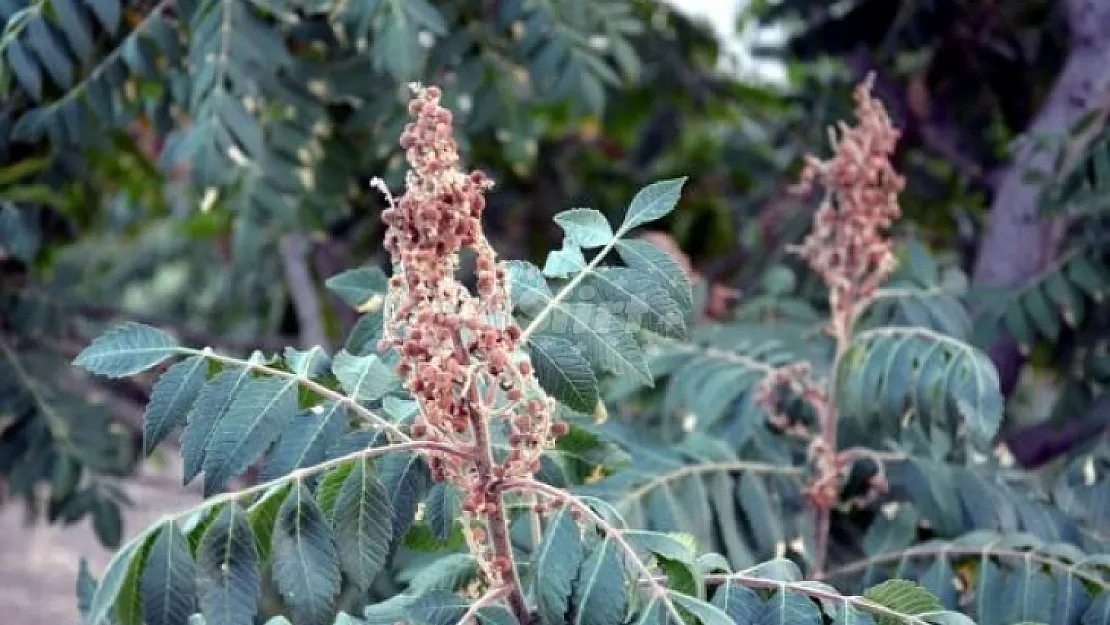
[0,459,200,624]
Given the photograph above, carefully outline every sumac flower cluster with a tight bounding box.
[378,85,565,587]
[791,77,905,338]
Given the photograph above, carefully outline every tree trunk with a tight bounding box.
[972,0,1110,461]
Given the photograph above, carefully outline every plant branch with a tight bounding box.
[458,335,529,623]
[826,541,1110,590]
[165,439,461,523]
[519,235,618,343]
[279,231,330,351]
[615,461,803,511]
[177,346,408,441]
[664,572,932,625]
[456,585,511,625]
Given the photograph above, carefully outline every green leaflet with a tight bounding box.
[738,475,784,556]
[862,507,919,557]
[325,266,389,308]
[1085,593,1110,625]
[572,267,687,339]
[538,301,650,382]
[625,530,697,564]
[756,591,822,625]
[144,355,208,455]
[315,462,356,519]
[829,603,877,625]
[554,208,615,248]
[1001,562,1054,625]
[117,531,157,625]
[534,505,584,625]
[404,553,479,593]
[74,322,179,378]
[743,559,803,583]
[248,484,291,562]
[920,558,959,610]
[27,17,73,88]
[86,0,122,34]
[332,458,393,590]
[544,240,589,278]
[864,580,944,625]
[141,522,198,625]
[283,346,330,377]
[670,591,736,625]
[616,238,693,310]
[711,582,761,624]
[378,452,432,551]
[261,402,347,481]
[838,328,1004,443]
[572,537,627,625]
[404,590,518,625]
[424,482,462,542]
[93,497,124,548]
[197,505,260,625]
[77,558,97,618]
[202,375,299,494]
[181,365,253,483]
[85,531,149,625]
[8,40,43,100]
[332,350,398,400]
[272,482,340,625]
[345,310,386,356]
[528,334,599,413]
[1052,572,1092,625]
[617,178,687,235]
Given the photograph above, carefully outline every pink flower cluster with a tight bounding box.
[790,77,906,338]
[379,85,566,584]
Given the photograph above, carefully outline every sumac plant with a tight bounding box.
[71,82,1110,625]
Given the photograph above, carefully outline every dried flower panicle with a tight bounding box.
[378,85,567,585]
[759,78,907,531]
[790,76,905,339]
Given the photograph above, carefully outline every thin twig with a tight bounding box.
[179,346,409,441]
[615,461,803,511]
[167,440,461,523]
[455,585,511,625]
[279,232,329,351]
[827,543,1110,589]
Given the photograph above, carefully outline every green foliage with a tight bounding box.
[837,327,1003,444]
[3,2,1109,621]
[507,178,690,405]
[60,174,1074,625]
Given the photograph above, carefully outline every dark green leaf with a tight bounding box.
[572,537,627,625]
[863,580,943,625]
[202,376,299,494]
[272,482,340,625]
[197,505,260,625]
[74,322,179,377]
[618,178,687,234]
[553,209,615,248]
[141,522,198,625]
[261,402,347,481]
[332,458,392,591]
[528,334,599,413]
[534,505,584,625]
[144,356,207,455]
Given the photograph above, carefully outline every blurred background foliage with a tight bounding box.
[1,0,1109,554]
